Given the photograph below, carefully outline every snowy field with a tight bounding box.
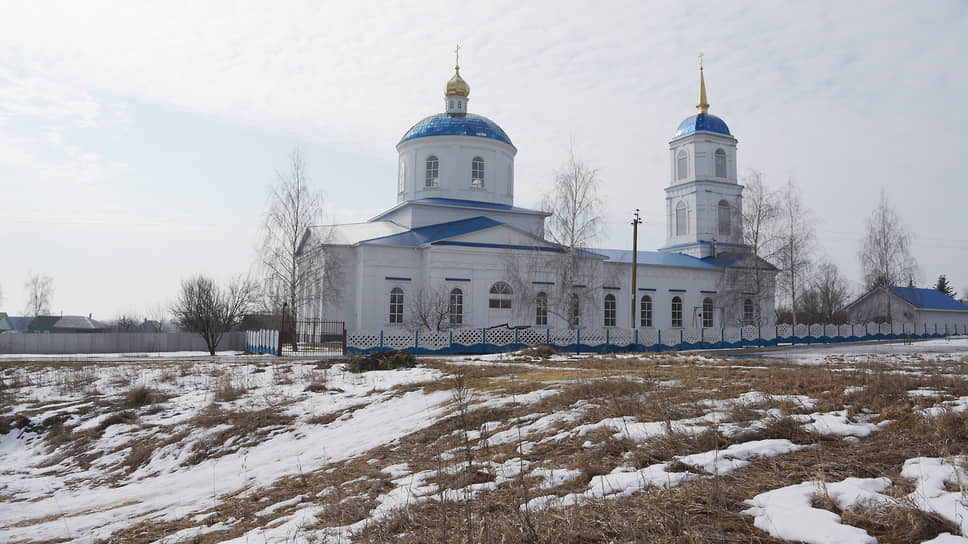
[3,339,968,543]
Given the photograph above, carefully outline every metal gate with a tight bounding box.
[281,318,345,355]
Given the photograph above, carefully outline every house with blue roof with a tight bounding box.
[297,58,776,332]
[844,286,968,329]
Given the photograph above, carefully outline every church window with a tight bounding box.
[715,148,727,178]
[671,296,683,327]
[640,295,652,327]
[702,297,714,327]
[389,288,404,324]
[743,299,755,324]
[425,156,439,187]
[604,294,616,327]
[535,292,548,325]
[449,288,463,325]
[471,157,485,188]
[675,201,688,236]
[718,200,730,236]
[677,150,688,180]
[568,293,580,328]
[488,281,512,309]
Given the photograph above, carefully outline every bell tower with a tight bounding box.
[660,59,744,258]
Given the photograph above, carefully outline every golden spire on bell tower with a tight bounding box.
[697,51,709,114]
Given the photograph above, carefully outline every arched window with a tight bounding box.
[425,156,439,187]
[604,294,617,327]
[718,200,730,236]
[471,157,484,188]
[715,148,727,178]
[488,281,512,309]
[677,150,688,180]
[743,299,755,324]
[389,287,404,324]
[449,288,463,325]
[675,201,688,236]
[671,296,683,328]
[535,292,548,326]
[640,295,652,327]
[702,297,714,328]
[568,293,580,327]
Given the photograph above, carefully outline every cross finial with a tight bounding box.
[455,44,461,69]
[698,51,704,70]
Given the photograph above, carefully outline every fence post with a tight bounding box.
[700,327,704,343]
[449,330,454,354]
[482,327,486,345]
[758,325,762,347]
[380,330,384,350]
[546,328,550,345]
[635,328,639,349]
[605,328,610,350]
[414,330,419,351]
[679,329,683,347]
[658,329,662,348]
[515,328,519,346]
[342,328,347,355]
[576,328,581,354]
[721,327,725,347]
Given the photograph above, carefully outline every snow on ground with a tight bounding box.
[0,361,450,543]
[743,477,893,544]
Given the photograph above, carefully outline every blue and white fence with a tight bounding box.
[346,322,968,356]
[245,329,280,355]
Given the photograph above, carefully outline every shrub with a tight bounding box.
[347,350,417,373]
[521,345,558,359]
[123,385,163,408]
[215,376,246,402]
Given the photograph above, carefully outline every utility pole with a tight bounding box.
[631,209,642,328]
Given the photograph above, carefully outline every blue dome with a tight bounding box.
[400,113,514,146]
[674,113,731,137]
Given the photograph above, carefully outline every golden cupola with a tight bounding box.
[445,65,470,98]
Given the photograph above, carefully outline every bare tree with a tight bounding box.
[799,260,851,323]
[23,273,54,317]
[718,170,779,326]
[859,189,918,291]
[171,275,255,355]
[407,286,452,332]
[506,146,609,329]
[112,313,143,332]
[260,148,325,324]
[775,178,815,325]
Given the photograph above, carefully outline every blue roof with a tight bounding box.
[675,113,731,137]
[362,216,504,247]
[593,249,725,270]
[400,113,514,146]
[890,287,968,311]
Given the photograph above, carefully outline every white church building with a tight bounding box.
[298,60,776,332]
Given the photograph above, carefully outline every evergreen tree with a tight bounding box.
[935,274,956,297]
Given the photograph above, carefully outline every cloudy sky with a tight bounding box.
[1,0,966,319]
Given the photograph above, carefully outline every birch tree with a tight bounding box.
[505,146,608,328]
[858,189,918,290]
[775,178,815,325]
[260,148,325,322]
[718,170,779,326]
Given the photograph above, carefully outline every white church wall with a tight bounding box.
[397,136,515,206]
